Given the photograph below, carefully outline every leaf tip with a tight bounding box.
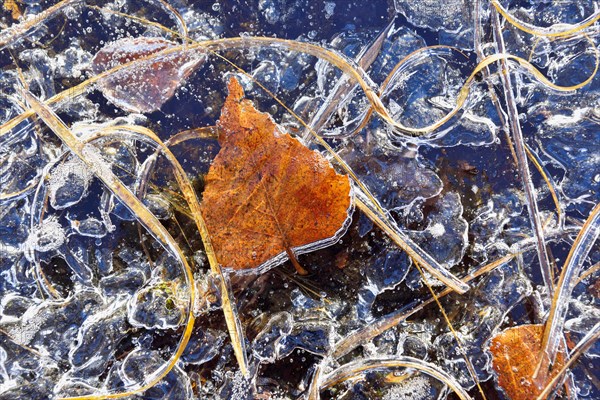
[226,76,244,103]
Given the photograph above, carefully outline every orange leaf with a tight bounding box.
[91,37,204,113]
[200,77,352,274]
[489,324,567,400]
[3,0,21,20]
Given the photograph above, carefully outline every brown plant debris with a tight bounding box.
[3,0,21,20]
[490,324,567,400]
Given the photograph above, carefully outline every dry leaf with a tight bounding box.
[91,37,204,113]
[489,324,567,400]
[3,0,21,20]
[200,77,352,274]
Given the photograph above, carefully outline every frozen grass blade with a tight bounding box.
[152,0,188,40]
[575,260,600,286]
[536,321,600,400]
[491,8,554,296]
[524,144,564,226]
[491,0,600,38]
[348,45,470,136]
[22,92,197,399]
[76,124,250,377]
[537,202,600,384]
[300,15,395,140]
[319,356,473,400]
[306,364,323,400]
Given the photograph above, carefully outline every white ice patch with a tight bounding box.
[383,375,431,400]
[23,217,66,261]
[428,222,446,238]
[324,1,336,19]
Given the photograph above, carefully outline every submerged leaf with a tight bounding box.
[489,324,567,400]
[200,78,352,273]
[91,37,204,113]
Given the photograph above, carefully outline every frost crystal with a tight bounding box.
[383,375,431,400]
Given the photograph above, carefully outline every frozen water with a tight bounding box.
[410,192,468,268]
[69,300,128,378]
[48,157,93,210]
[252,311,293,363]
[383,375,432,400]
[182,328,226,366]
[0,0,599,398]
[127,283,185,330]
[394,0,473,48]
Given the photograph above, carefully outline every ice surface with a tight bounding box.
[48,157,93,210]
[383,375,432,400]
[252,312,293,363]
[1,0,599,398]
[410,192,468,268]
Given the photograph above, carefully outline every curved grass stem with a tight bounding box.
[79,124,250,377]
[537,202,600,384]
[320,356,473,400]
[22,91,197,400]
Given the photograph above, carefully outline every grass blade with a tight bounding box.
[0,0,80,50]
[74,124,250,377]
[22,91,197,399]
[537,203,600,383]
[491,8,554,296]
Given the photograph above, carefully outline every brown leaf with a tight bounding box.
[200,77,352,273]
[91,37,204,113]
[489,324,567,400]
[3,0,21,20]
